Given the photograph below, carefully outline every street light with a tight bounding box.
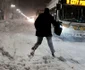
[10,4,16,19]
[16,9,21,13]
[11,4,16,8]
[16,8,35,23]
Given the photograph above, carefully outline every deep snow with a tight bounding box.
[0,19,85,70]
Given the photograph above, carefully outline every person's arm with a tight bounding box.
[34,14,41,30]
[34,18,38,29]
[51,16,62,27]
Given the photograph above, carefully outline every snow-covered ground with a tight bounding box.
[0,19,85,70]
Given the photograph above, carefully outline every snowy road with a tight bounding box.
[0,19,85,70]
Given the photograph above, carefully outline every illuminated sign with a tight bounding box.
[66,0,85,6]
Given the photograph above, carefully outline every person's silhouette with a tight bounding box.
[30,8,56,57]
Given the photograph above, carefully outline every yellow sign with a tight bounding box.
[66,0,85,6]
[80,0,85,6]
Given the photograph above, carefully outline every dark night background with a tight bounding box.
[0,0,51,17]
[13,0,51,16]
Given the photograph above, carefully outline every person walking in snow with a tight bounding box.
[30,8,57,57]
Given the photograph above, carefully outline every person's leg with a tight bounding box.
[32,36,43,50]
[46,36,55,57]
[30,36,43,56]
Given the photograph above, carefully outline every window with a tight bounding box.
[59,5,85,23]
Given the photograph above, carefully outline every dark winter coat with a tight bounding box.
[34,13,56,37]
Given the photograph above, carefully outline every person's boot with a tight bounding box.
[52,53,55,57]
[31,47,35,50]
[31,46,37,56]
[30,50,35,56]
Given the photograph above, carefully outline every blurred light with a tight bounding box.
[16,9,21,13]
[27,17,35,23]
[60,25,66,29]
[11,4,16,8]
[61,25,67,33]
[16,8,35,23]
[60,25,62,28]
